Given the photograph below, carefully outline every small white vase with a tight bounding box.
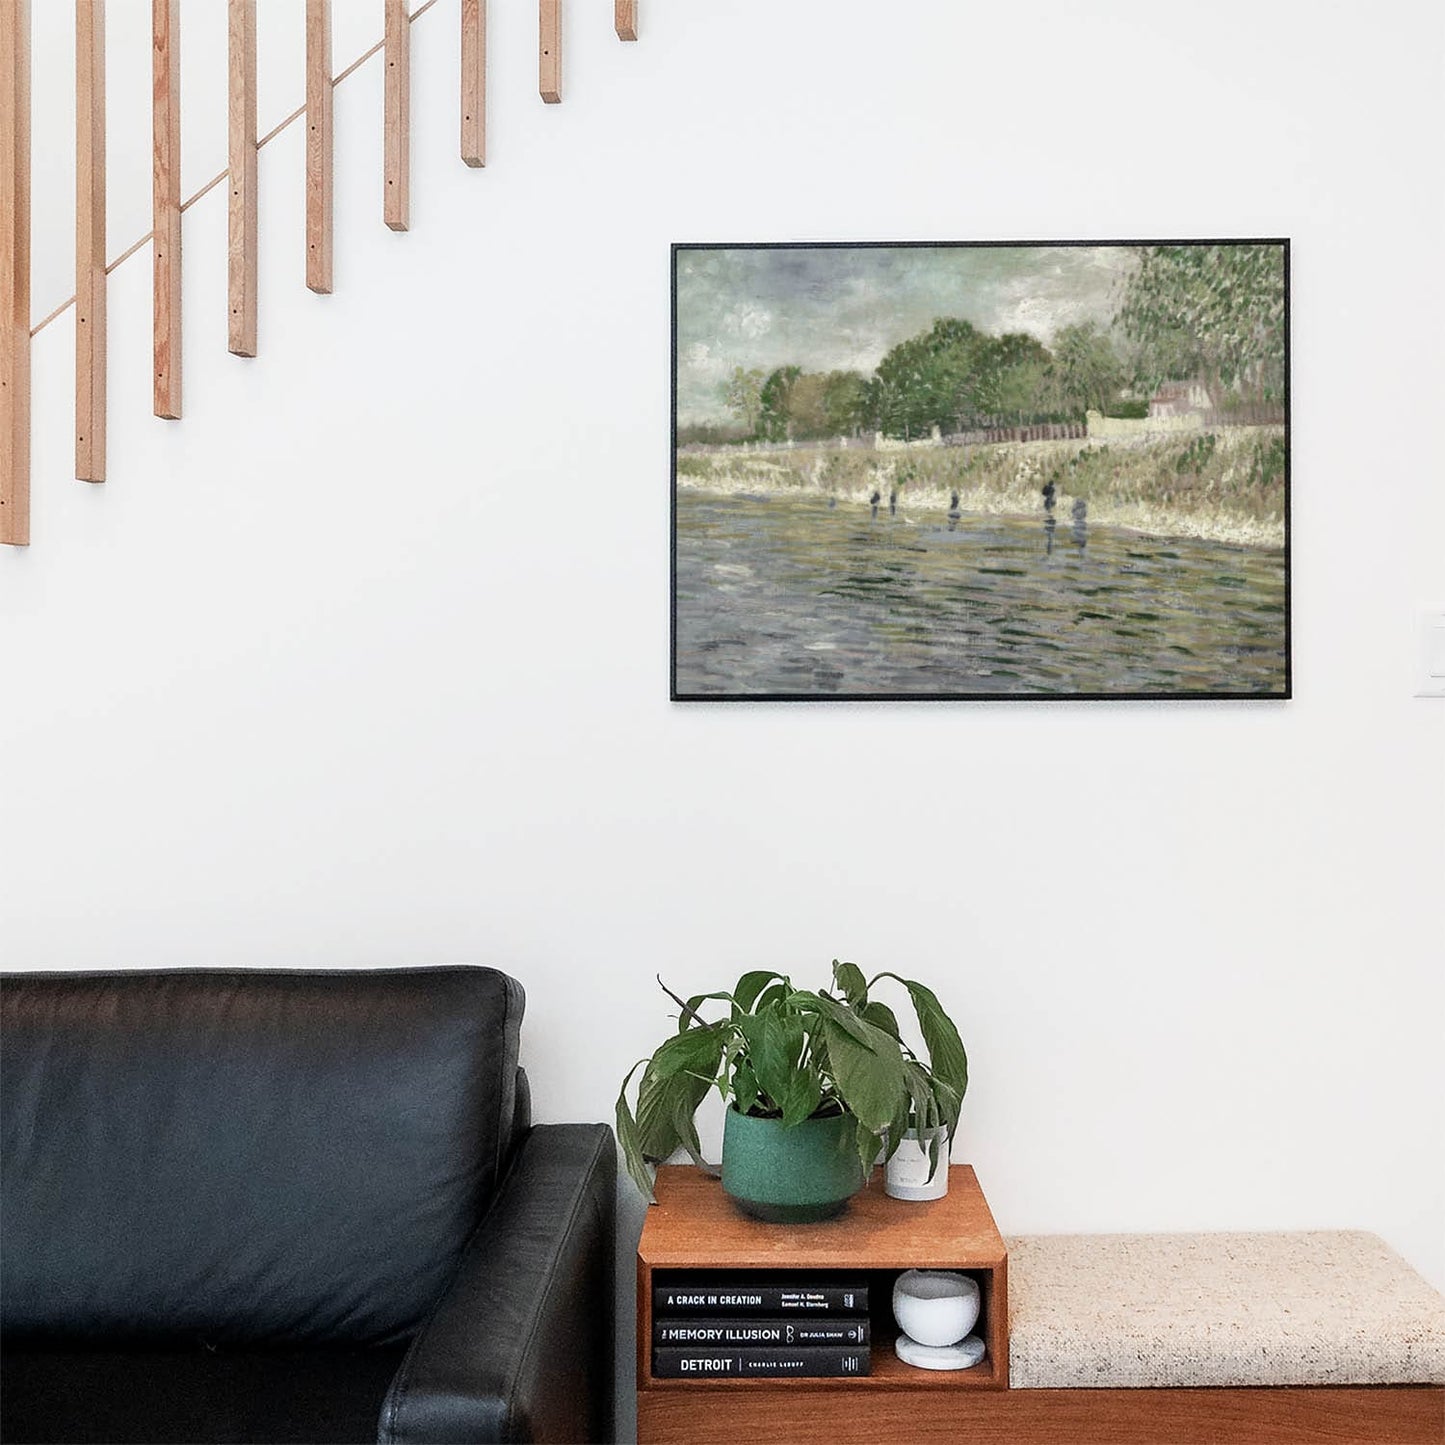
[884,1127,949,1201]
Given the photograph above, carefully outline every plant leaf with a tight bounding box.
[860,1000,901,1040]
[616,1060,656,1203]
[635,1068,678,1159]
[873,972,969,1103]
[854,1114,882,1180]
[803,990,882,1049]
[656,974,706,1029]
[832,960,868,1007]
[636,1025,723,1159]
[676,991,734,1033]
[819,1014,904,1133]
[903,1060,936,1135]
[808,1030,841,1113]
[930,1076,963,1139]
[753,982,789,1014]
[731,1057,761,1116]
[927,1123,945,1182]
[732,970,786,1015]
[670,1086,709,1171]
[737,1005,802,1113]
[637,1065,712,1161]
[779,1064,823,1129]
[657,975,734,1033]
[647,1022,728,1082]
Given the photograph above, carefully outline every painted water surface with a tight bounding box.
[674,491,1286,697]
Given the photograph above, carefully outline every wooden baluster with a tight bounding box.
[540,0,560,103]
[615,0,637,42]
[1,0,29,543]
[228,0,257,356]
[76,1,106,481]
[384,0,409,230]
[153,0,181,419]
[461,0,485,167]
[306,0,332,292]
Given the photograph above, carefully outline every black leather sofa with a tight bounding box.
[0,967,616,1444]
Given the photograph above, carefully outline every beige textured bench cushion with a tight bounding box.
[1005,1230,1445,1388]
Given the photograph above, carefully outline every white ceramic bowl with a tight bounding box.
[892,1269,980,1347]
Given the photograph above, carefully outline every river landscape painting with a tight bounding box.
[672,241,1289,700]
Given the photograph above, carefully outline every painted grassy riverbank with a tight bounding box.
[675,428,1286,549]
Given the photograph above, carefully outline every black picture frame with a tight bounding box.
[671,239,1290,702]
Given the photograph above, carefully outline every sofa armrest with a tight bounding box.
[379,1124,616,1445]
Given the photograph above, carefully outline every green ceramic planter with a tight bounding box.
[721,1107,866,1223]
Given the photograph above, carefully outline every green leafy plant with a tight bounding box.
[616,961,968,1202]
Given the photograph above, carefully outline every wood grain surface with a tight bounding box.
[152,0,181,419]
[75,0,105,478]
[460,0,484,166]
[539,0,560,103]
[637,1165,1010,1411]
[383,0,409,231]
[639,1383,1445,1445]
[227,0,257,357]
[304,0,332,292]
[0,0,28,542]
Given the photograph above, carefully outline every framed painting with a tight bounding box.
[671,240,1289,700]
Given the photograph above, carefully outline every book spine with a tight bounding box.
[654,1317,870,1347]
[652,1285,868,1315]
[652,1345,871,1379]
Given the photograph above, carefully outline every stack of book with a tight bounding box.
[651,1276,871,1378]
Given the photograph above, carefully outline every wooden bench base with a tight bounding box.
[638,1384,1445,1445]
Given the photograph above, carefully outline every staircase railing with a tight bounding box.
[1,0,640,547]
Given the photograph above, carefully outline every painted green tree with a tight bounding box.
[870,319,988,438]
[870,320,1064,435]
[1116,244,1286,405]
[721,366,767,438]
[1046,322,1126,417]
[969,332,1053,422]
[758,365,804,441]
[786,370,871,439]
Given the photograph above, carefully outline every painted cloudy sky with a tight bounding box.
[675,244,1141,424]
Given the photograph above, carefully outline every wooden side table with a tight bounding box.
[636,1164,1008,1445]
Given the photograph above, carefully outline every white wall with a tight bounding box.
[5,0,1442,1377]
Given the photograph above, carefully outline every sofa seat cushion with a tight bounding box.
[1,1342,408,1444]
[1005,1230,1445,1389]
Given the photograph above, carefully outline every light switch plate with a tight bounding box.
[1418,610,1445,697]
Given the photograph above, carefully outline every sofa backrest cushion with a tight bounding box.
[0,967,523,1347]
